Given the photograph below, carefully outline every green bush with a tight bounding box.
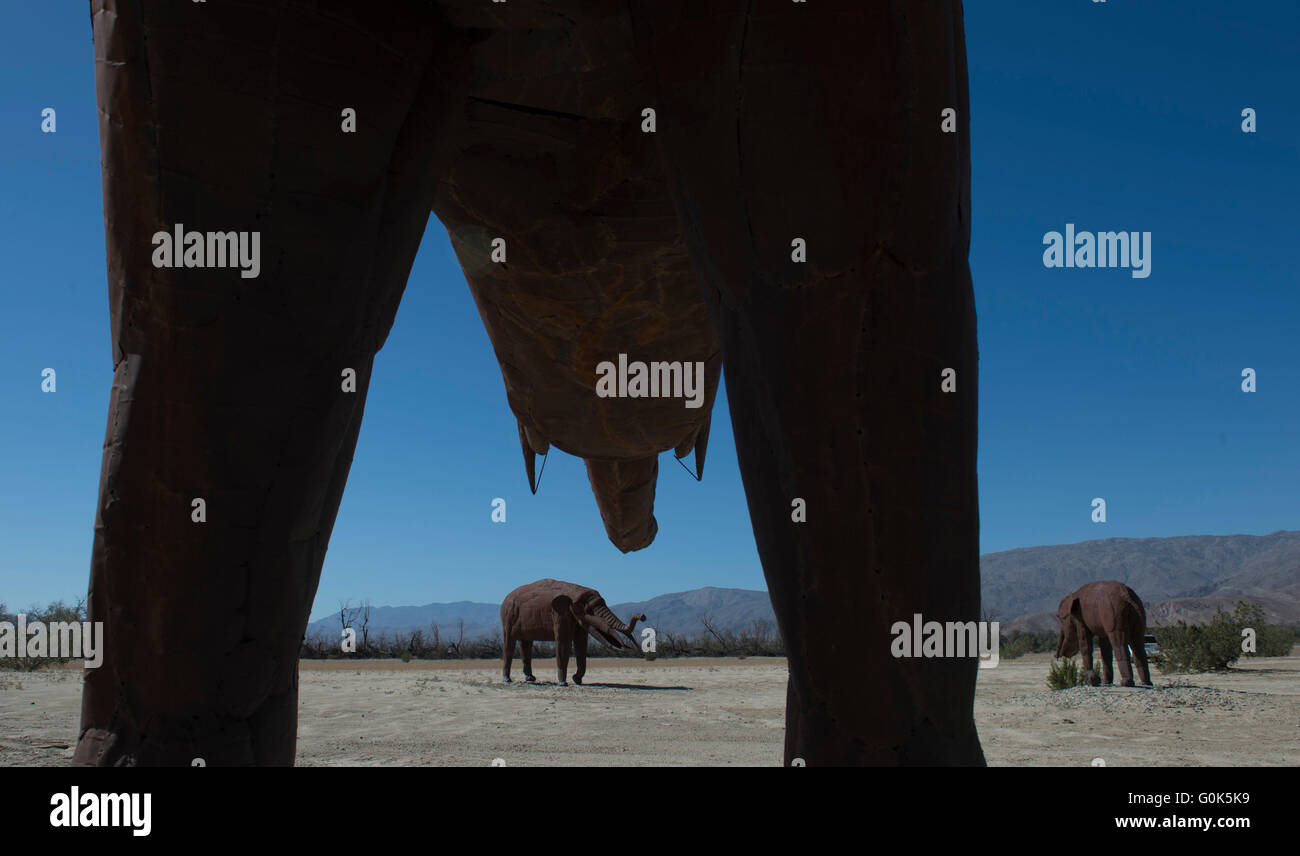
[1234,599,1294,657]
[0,598,88,671]
[1154,601,1294,673]
[1252,622,1295,657]
[1047,656,1098,690]
[1000,630,1058,660]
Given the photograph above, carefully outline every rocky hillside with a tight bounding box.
[304,531,1300,641]
[985,531,1300,632]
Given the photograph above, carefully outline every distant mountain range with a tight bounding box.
[306,530,1300,641]
[984,530,1300,632]
[305,587,778,643]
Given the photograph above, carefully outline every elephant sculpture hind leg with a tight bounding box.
[1097,635,1115,685]
[502,635,516,683]
[1109,631,1136,687]
[1132,637,1153,687]
[78,0,470,765]
[631,0,984,764]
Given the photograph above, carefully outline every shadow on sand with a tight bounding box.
[516,681,692,691]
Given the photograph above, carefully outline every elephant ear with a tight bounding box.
[1069,597,1083,618]
[566,596,588,626]
[550,594,573,616]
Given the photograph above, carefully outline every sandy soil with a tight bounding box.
[3,651,1296,766]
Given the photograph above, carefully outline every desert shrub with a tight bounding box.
[1047,656,1098,690]
[0,598,88,671]
[1251,622,1295,657]
[1230,600,1293,657]
[299,617,787,660]
[1000,630,1058,660]
[300,620,504,660]
[653,618,785,658]
[1156,616,1237,673]
[1154,601,1292,673]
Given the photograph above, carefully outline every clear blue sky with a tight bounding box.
[2,2,1297,619]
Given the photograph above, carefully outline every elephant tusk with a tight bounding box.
[672,413,711,481]
[517,420,550,494]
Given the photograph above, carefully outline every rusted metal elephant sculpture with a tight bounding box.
[1055,581,1154,687]
[78,0,981,765]
[500,580,645,686]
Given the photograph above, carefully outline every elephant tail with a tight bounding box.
[1122,586,1148,626]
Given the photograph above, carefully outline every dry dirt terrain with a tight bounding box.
[3,651,1297,766]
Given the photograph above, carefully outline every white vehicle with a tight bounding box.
[1143,634,1161,657]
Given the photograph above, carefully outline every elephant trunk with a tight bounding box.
[584,456,659,552]
[623,612,646,650]
[589,604,643,651]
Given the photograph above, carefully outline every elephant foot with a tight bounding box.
[1120,679,1135,688]
[503,676,512,683]
[573,677,584,686]
[557,681,568,687]
[524,675,536,683]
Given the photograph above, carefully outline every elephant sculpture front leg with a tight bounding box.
[78,0,468,764]
[573,635,588,686]
[632,0,983,764]
[553,623,573,687]
[519,640,536,683]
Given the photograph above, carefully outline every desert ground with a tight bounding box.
[3,650,1297,766]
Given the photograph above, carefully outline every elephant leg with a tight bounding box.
[77,0,469,765]
[1110,632,1135,687]
[502,635,515,683]
[1097,635,1115,685]
[554,622,572,686]
[1131,633,1152,686]
[631,1,982,764]
[573,634,588,686]
[520,640,535,683]
[555,643,571,687]
[1079,634,1097,686]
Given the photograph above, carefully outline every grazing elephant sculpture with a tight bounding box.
[1055,581,1153,687]
[500,580,645,686]
[78,0,981,765]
